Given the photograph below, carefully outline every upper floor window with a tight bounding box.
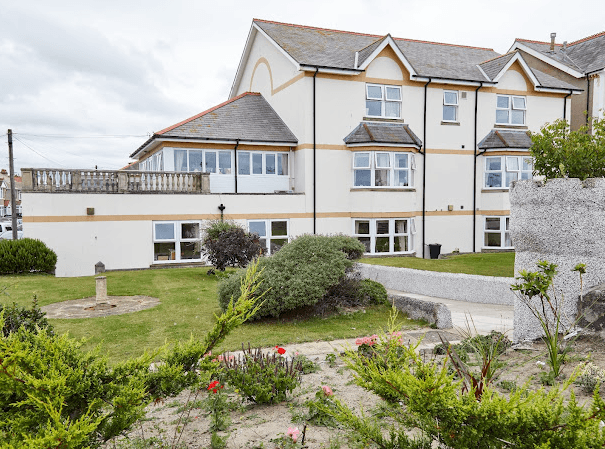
[353,151,414,188]
[366,84,401,118]
[248,219,289,255]
[484,155,533,188]
[496,95,526,125]
[174,149,232,174]
[443,91,458,122]
[238,152,288,176]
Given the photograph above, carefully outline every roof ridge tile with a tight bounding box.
[568,30,605,46]
[515,38,562,46]
[480,51,517,65]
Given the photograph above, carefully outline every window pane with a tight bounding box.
[375,237,390,253]
[394,170,409,186]
[506,157,519,171]
[174,150,188,172]
[238,152,250,175]
[506,172,518,187]
[180,242,201,260]
[355,220,370,235]
[154,242,175,261]
[270,239,287,254]
[205,151,216,173]
[375,153,390,168]
[522,157,533,171]
[354,153,370,168]
[252,153,263,174]
[505,232,512,247]
[155,223,175,240]
[505,217,510,230]
[511,110,525,125]
[521,172,532,180]
[486,173,502,188]
[485,233,501,247]
[258,238,267,254]
[366,100,381,116]
[485,218,501,230]
[354,170,371,186]
[385,102,400,118]
[497,96,509,108]
[512,97,526,109]
[374,169,390,186]
[496,110,509,124]
[486,157,502,171]
[181,222,199,239]
[395,220,407,234]
[394,235,408,252]
[266,154,276,174]
[394,154,408,168]
[376,220,389,234]
[357,237,371,252]
[278,154,288,175]
[219,151,231,174]
[367,85,382,99]
[385,87,401,100]
[271,221,287,236]
[444,91,458,104]
[189,150,203,172]
[249,221,266,237]
[443,105,457,121]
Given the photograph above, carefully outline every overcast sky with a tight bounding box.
[1,0,602,172]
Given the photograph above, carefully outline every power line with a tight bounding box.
[15,133,149,139]
[13,136,67,167]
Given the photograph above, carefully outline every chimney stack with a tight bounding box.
[550,32,557,52]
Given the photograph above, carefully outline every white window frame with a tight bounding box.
[483,216,512,249]
[247,219,290,255]
[237,151,289,176]
[365,84,402,119]
[352,151,414,188]
[496,95,526,125]
[484,155,533,189]
[443,90,459,122]
[352,218,413,255]
[153,220,203,263]
[173,149,233,174]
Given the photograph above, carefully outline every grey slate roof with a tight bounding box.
[254,20,499,82]
[357,36,387,68]
[344,122,422,147]
[131,93,297,158]
[479,53,516,80]
[478,130,533,150]
[516,32,605,74]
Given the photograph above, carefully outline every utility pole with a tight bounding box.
[7,130,18,240]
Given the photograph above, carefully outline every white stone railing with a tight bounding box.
[21,168,210,194]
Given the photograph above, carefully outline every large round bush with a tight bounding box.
[217,235,366,319]
[0,238,57,274]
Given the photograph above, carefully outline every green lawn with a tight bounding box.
[359,252,515,277]
[1,268,419,363]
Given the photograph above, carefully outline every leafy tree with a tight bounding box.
[530,116,605,180]
[202,220,261,271]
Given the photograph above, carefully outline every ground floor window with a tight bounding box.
[153,221,202,262]
[247,219,289,255]
[484,216,512,248]
[353,218,413,254]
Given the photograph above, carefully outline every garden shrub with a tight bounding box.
[0,238,57,274]
[0,296,53,337]
[315,275,388,315]
[202,220,261,271]
[217,235,367,319]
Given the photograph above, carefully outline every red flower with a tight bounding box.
[277,347,286,355]
[207,380,220,391]
[212,389,218,394]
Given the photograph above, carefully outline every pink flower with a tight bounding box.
[322,385,333,396]
[286,426,300,442]
[355,338,363,345]
[217,355,224,362]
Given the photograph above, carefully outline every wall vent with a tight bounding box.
[461,92,467,100]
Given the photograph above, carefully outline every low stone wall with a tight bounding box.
[356,263,515,305]
[510,178,605,341]
[389,292,452,329]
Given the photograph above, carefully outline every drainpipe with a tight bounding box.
[313,68,318,234]
[586,74,591,126]
[234,139,239,193]
[421,78,431,258]
[563,91,572,121]
[472,82,483,253]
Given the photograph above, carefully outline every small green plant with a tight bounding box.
[497,379,518,393]
[305,386,339,427]
[221,344,303,404]
[0,296,53,337]
[325,353,337,368]
[203,380,230,449]
[294,353,320,374]
[273,426,305,448]
[575,362,605,394]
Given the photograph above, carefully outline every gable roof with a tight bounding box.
[131,92,298,159]
[511,32,605,75]
[344,122,422,148]
[478,130,533,150]
[253,19,499,83]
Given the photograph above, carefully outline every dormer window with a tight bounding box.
[366,84,401,118]
[496,95,526,125]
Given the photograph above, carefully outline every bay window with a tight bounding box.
[366,84,401,118]
[238,152,289,176]
[153,221,202,262]
[353,218,413,254]
[484,155,533,188]
[174,149,232,174]
[484,216,512,248]
[353,152,413,188]
[248,219,289,255]
[496,95,526,125]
